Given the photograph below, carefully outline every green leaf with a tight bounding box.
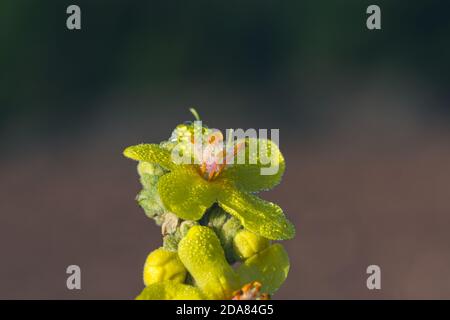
[123,144,175,170]
[163,233,181,251]
[158,166,220,220]
[137,162,165,189]
[178,226,240,299]
[135,162,167,220]
[136,188,165,219]
[139,172,158,190]
[218,183,295,240]
[220,138,285,193]
[236,244,290,295]
[136,281,204,300]
[137,161,165,179]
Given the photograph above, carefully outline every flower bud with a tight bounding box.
[237,244,290,295]
[233,230,270,260]
[178,226,240,299]
[143,248,187,286]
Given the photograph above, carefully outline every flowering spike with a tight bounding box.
[123,109,296,300]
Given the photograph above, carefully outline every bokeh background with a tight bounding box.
[1,0,450,299]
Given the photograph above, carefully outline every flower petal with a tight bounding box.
[220,138,285,193]
[236,244,290,295]
[178,226,240,299]
[123,144,175,170]
[218,183,295,240]
[158,166,219,220]
[136,281,204,300]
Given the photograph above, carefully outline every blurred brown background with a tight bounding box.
[1,0,450,299]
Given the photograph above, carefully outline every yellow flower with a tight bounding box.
[123,136,295,240]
